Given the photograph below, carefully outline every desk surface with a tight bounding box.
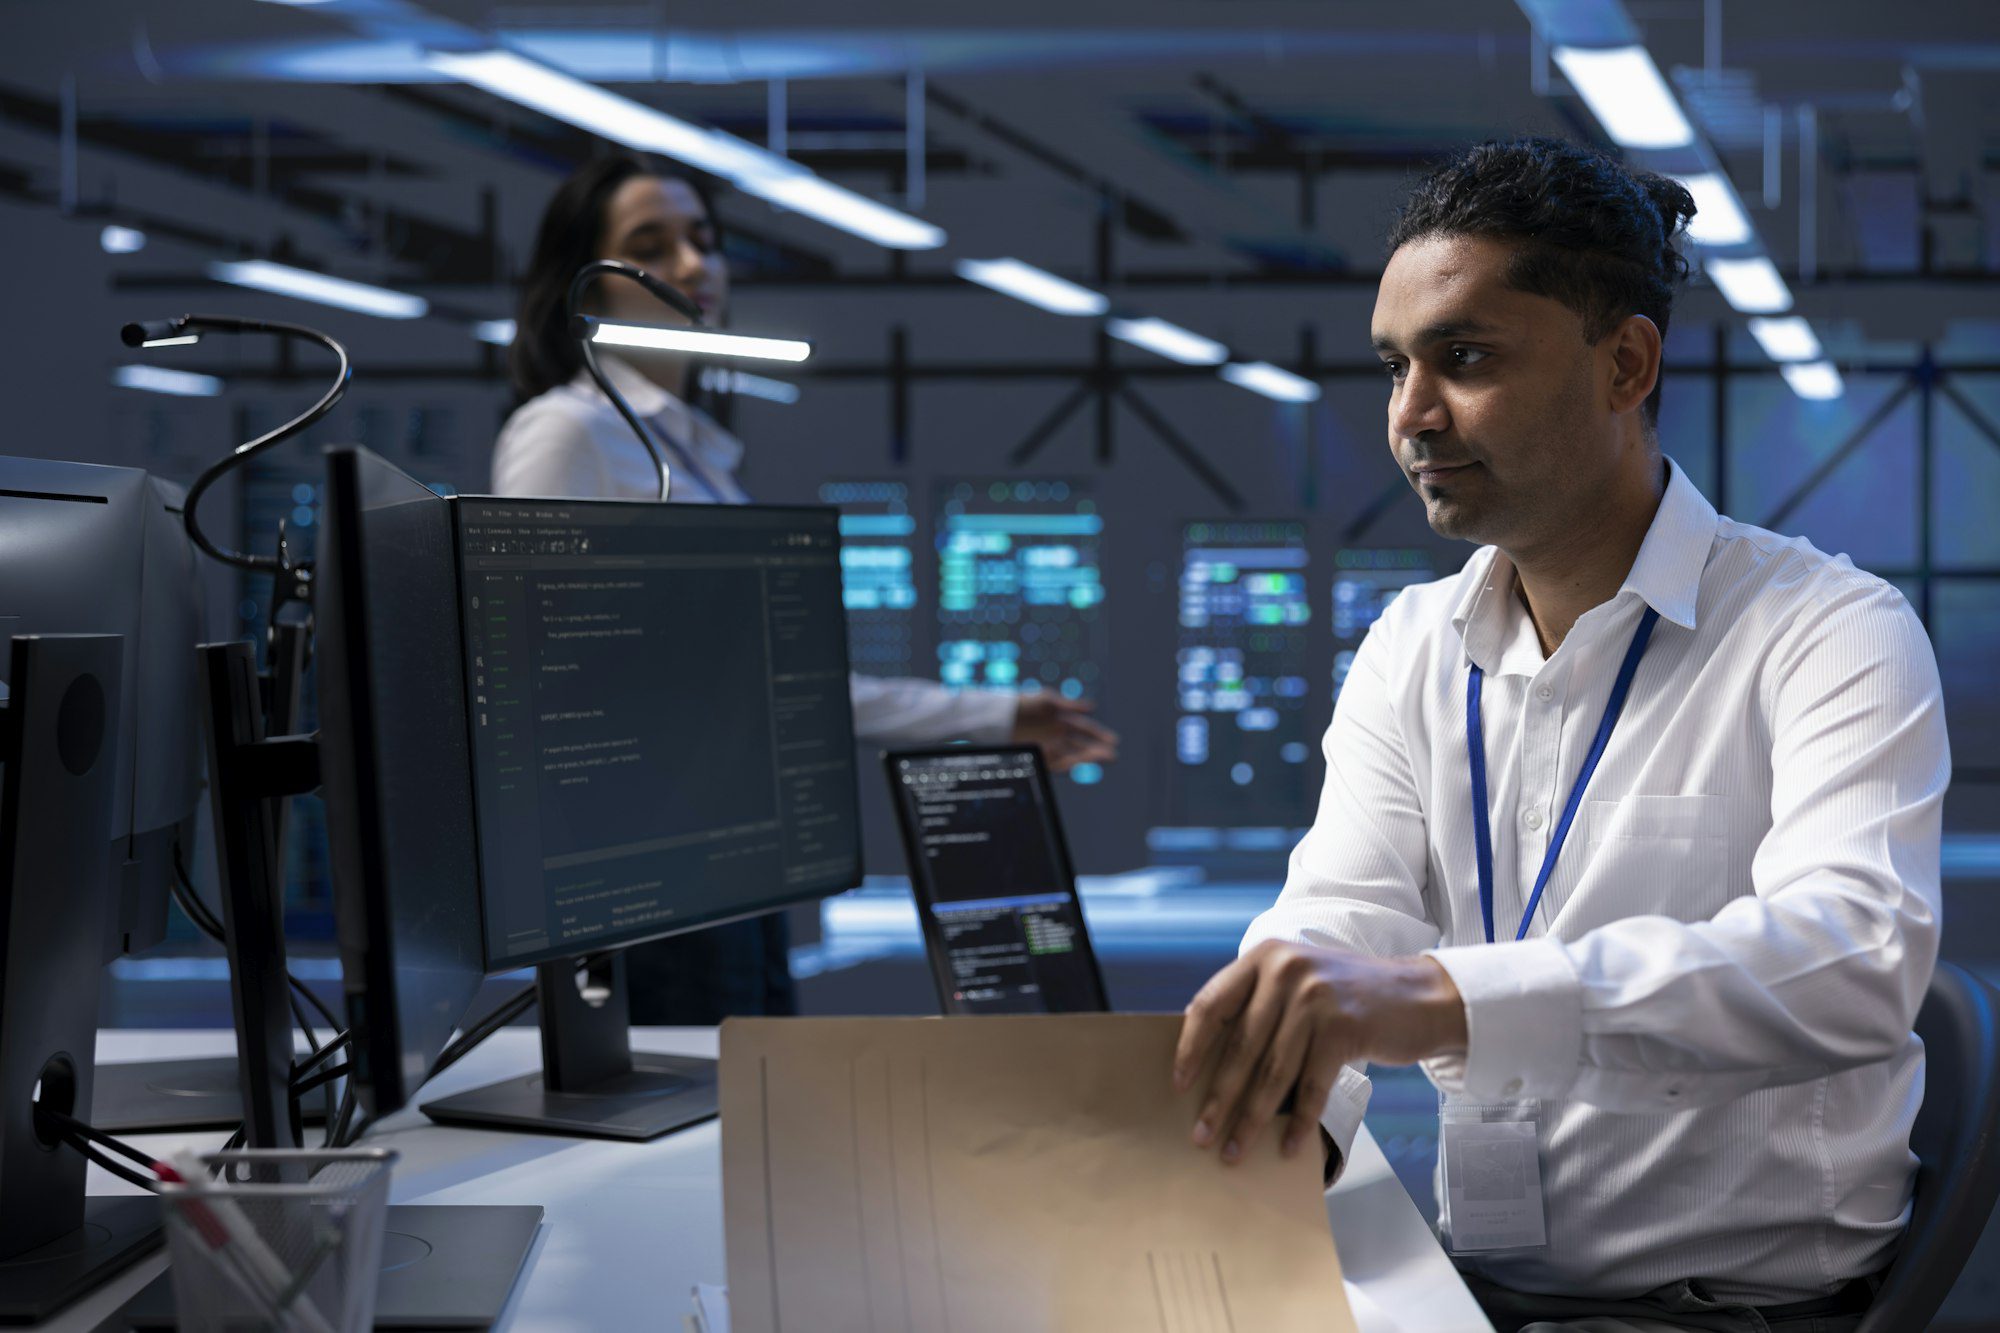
[49,1028,1490,1333]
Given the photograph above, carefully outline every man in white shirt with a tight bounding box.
[1173,137,1948,1330]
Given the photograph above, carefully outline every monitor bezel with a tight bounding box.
[880,742,1111,1015]
[445,492,865,973]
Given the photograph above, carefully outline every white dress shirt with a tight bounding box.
[1243,458,1949,1303]
[490,356,1017,747]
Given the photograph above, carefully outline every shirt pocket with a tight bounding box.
[1583,794,1734,922]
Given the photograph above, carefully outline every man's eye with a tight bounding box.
[1381,362,1406,383]
[1452,347,1489,368]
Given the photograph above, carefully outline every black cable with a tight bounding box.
[168,845,226,943]
[63,1134,158,1192]
[327,1081,358,1149]
[565,260,704,503]
[40,1106,155,1169]
[331,1101,370,1151]
[37,1107,161,1191]
[291,1062,350,1099]
[121,314,350,573]
[426,983,538,1082]
[292,1031,352,1081]
[290,995,322,1055]
[289,975,341,1036]
[172,841,344,1036]
[289,994,340,1130]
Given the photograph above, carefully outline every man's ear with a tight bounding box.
[1605,314,1662,418]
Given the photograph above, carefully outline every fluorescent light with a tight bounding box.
[736,173,944,251]
[99,225,146,254]
[207,259,428,319]
[1705,256,1792,314]
[1780,361,1843,400]
[1551,46,1695,150]
[588,321,811,363]
[1108,317,1228,366]
[140,334,201,348]
[114,365,222,397]
[426,50,788,183]
[1676,173,1753,247]
[473,319,516,345]
[700,367,801,404]
[1747,317,1822,363]
[428,49,944,250]
[954,259,1107,316]
[1220,362,1320,403]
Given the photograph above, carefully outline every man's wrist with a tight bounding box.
[1410,955,1469,1059]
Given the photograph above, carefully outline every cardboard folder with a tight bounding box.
[720,1013,1355,1333]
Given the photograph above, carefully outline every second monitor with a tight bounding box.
[420,490,863,1138]
[458,498,860,967]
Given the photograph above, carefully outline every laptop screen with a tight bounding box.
[886,747,1108,1015]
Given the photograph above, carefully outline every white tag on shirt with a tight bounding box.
[1441,1116,1547,1252]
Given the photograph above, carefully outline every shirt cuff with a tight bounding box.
[1318,1063,1371,1188]
[954,690,1019,745]
[1424,938,1583,1102]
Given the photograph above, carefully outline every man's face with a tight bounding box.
[1370,233,1624,552]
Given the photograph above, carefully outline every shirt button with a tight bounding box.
[1502,1079,1524,1098]
[1536,684,1553,700]
[1524,810,1544,831]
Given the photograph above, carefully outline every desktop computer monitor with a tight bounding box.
[453,493,862,970]
[0,456,204,959]
[0,458,225,1135]
[316,444,863,1140]
[316,444,489,1120]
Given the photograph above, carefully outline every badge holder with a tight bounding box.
[1438,1097,1550,1255]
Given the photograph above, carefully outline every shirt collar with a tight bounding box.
[1452,457,1716,672]
[1618,456,1715,632]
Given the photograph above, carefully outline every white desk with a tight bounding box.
[48,1029,1491,1332]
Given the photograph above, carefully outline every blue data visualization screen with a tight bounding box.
[935,480,1105,777]
[820,479,919,677]
[1172,521,1314,825]
[1331,548,1436,701]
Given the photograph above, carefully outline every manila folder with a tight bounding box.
[720,1013,1354,1333]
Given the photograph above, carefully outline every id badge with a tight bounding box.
[1438,1097,1548,1253]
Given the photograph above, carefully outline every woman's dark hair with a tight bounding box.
[1385,136,1696,426]
[510,154,724,405]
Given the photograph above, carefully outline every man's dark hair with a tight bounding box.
[1385,136,1697,426]
[510,154,724,406]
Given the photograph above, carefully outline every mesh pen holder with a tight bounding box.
[162,1148,398,1333]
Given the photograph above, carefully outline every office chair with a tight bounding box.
[1856,960,2000,1331]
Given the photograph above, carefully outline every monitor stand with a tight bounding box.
[117,642,542,1330]
[91,1058,329,1134]
[420,952,719,1141]
[0,635,165,1322]
[90,621,323,1136]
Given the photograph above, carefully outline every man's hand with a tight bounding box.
[1172,941,1469,1165]
[1010,694,1120,773]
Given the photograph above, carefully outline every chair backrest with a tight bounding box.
[1857,960,2000,1332]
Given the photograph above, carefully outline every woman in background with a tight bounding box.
[493,154,1118,1022]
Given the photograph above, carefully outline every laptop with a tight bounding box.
[883,746,1110,1015]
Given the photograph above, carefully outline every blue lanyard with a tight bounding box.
[1467,605,1660,945]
